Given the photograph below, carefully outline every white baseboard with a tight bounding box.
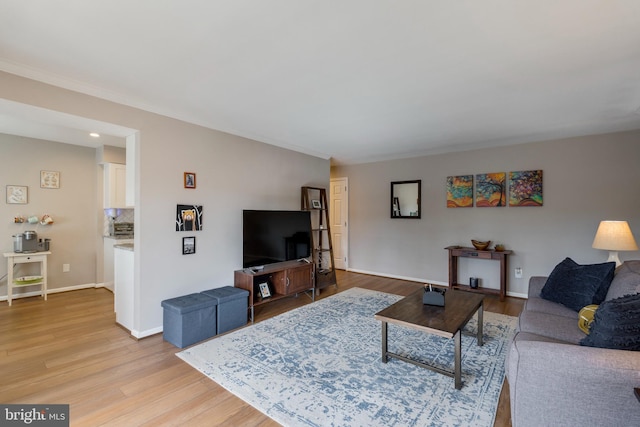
[133,326,163,339]
[96,281,115,293]
[346,268,448,287]
[346,268,527,299]
[0,282,102,302]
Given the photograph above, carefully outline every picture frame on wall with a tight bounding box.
[184,172,196,189]
[182,236,196,254]
[6,185,28,204]
[509,170,543,206]
[446,175,473,208]
[176,204,203,231]
[40,170,60,189]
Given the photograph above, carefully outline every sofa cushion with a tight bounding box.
[540,257,615,312]
[524,295,579,318]
[605,260,640,301]
[518,309,584,344]
[580,293,640,350]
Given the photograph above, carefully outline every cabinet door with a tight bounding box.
[286,265,313,294]
[270,271,287,295]
[104,163,128,208]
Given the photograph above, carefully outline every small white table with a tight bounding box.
[3,251,51,306]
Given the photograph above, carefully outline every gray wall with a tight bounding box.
[0,134,99,295]
[1,71,329,336]
[332,131,640,297]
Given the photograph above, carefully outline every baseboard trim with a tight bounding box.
[134,326,163,339]
[346,268,448,287]
[345,268,528,299]
[0,282,103,302]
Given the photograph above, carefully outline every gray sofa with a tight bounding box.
[506,260,640,427]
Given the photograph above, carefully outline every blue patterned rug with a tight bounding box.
[177,287,517,427]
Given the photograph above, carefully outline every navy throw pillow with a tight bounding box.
[580,293,640,351]
[540,258,615,312]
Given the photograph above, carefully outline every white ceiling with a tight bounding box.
[1,1,640,164]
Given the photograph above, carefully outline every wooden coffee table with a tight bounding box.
[374,288,484,389]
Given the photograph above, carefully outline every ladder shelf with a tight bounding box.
[301,186,338,290]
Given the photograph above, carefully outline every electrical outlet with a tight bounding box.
[63,264,70,273]
[515,267,523,279]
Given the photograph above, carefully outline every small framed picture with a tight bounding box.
[184,172,196,189]
[40,170,60,189]
[258,282,271,298]
[6,185,28,204]
[311,199,322,209]
[182,236,196,254]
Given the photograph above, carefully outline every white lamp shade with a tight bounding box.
[592,220,638,251]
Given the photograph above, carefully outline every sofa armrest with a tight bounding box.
[527,276,547,298]
[508,339,640,427]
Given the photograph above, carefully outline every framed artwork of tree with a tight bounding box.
[476,172,506,207]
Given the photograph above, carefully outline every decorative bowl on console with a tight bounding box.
[471,239,491,250]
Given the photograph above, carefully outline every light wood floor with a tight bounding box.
[0,270,523,426]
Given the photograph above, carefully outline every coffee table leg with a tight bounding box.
[477,302,484,346]
[381,321,388,363]
[454,330,461,389]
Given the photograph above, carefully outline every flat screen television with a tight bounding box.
[243,210,312,268]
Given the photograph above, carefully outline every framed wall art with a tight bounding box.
[184,172,196,189]
[475,172,506,207]
[176,204,203,231]
[509,170,543,206]
[40,170,60,189]
[6,185,28,204]
[182,236,196,255]
[446,175,473,208]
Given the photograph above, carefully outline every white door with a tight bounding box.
[330,177,348,270]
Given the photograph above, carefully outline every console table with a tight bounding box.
[445,246,512,301]
[3,251,51,306]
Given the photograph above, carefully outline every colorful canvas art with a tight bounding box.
[447,175,473,208]
[475,172,506,207]
[509,170,543,206]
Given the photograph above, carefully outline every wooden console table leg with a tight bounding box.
[448,250,457,288]
[499,255,507,301]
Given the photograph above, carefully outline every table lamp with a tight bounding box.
[592,220,638,266]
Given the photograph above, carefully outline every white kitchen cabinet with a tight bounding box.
[104,163,129,209]
[114,244,134,331]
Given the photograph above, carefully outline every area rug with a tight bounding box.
[177,287,517,427]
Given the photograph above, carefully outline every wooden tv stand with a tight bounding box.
[234,260,315,322]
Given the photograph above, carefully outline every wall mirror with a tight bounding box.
[391,180,421,218]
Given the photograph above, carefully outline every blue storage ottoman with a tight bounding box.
[201,286,249,334]
[161,293,218,348]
